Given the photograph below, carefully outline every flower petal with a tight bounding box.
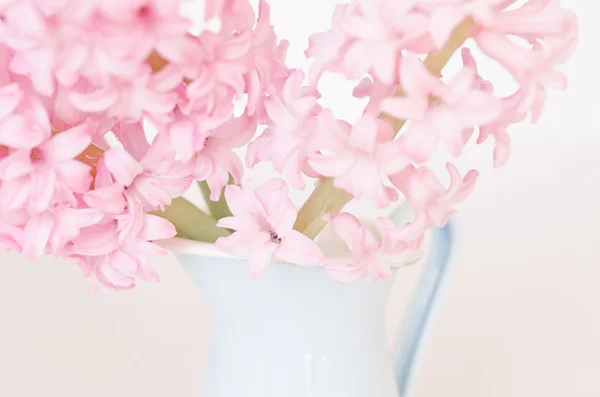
[103,148,143,186]
[248,241,277,279]
[276,230,324,267]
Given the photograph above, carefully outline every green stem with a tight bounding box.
[198,179,233,221]
[152,197,231,243]
[293,18,477,239]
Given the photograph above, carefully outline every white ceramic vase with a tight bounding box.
[165,213,456,397]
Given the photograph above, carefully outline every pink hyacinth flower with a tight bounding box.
[381,54,502,162]
[388,163,479,241]
[0,123,93,214]
[191,114,257,201]
[95,129,194,212]
[326,213,418,283]
[246,70,321,189]
[72,209,177,291]
[216,179,324,278]
[309,110,407,208]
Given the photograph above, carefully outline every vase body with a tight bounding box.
[171,216,456,397]
[176,253,400,397]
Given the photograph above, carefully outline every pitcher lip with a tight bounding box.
[158,237,423,267]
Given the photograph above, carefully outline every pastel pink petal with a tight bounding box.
[349,114,378,153]
[343,41,372,79]
[112,122,150,162]
[22,212,54,259]
[40,124,92,164]
[116,196,145,244]
[0,149,34,180]
[206,168,231,201]
[141,132,177,174]
[0,115,45,149]
[452,169,479,203]
[216,114,259,148]
[427,203,456,228]
[223,185,246,217]
[30,169,56,213]
[0,224,24,253]
[103,148,143,186]
[276,230,324,266]
[168,120,195,161]
[109,249,139,275]
[217,214,263,232]
[429,6,466,49]
[380,96,429,121]
[376,142,409,174]
[331,212,362,248]
[372,41,399,84]
[398,122,439,163]
[83,184,126,213]
[400,54,442,97]
[283,147,307,190]
[308,155,355,177]
[69,88,119,113]
[94,257,135,291]
[193,154,214,181]
[248,241,277,279]
[265,96,298,130]
[387,214,431,243]
[139,214,177,241]
[72,222,120,256]
[442,68,477,104]
[0,83,22,120]
[54,160,92,193]
[0,178,30,212]
[353,78,374,99]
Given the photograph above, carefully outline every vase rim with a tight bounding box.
[158,237,423,267]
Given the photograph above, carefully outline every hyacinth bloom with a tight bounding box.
[246,70,321,189]
[381,54,502,162]
[0,123,93,214]
[216,180,324,278]
[326,213,420,283]
[388,163,479,241]
[309,110,406,208]
[0,0,578,290]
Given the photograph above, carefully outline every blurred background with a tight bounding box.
[1,1,599,396]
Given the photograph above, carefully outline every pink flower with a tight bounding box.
[305,1,430,85]
[71,208,176,291]
[381,54,502,162]
[94,130,194,212]
[243,0,290,117]
[192,114,257,201]
[353,76,396,116]
[68,65,180,123]
[216,180,324,278]
[309,110,407,208]
[246,70,321,189]
[388,163,478,241]
[326,213,419,283]
[0,84,51,149]
[0,123,93,213]
[0,223,24,253]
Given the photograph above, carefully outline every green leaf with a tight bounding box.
[152,197,231,243]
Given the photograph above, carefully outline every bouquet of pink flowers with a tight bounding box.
[0,0,577,291]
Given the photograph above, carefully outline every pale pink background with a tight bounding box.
[1,1,599,396]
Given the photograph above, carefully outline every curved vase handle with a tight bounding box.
[390,216,458,397]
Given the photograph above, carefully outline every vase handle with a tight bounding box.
[389,215,458,397]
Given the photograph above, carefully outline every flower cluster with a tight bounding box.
[0,0,577,289]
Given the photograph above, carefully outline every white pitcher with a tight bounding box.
[165,204,457,397]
